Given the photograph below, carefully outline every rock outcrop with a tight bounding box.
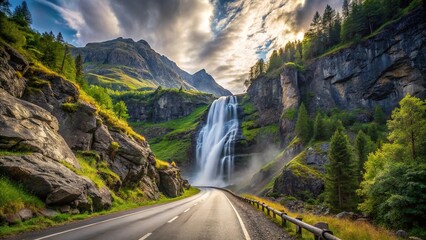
[0,42,189,218]
[118,90,215,123]
[0,89,78,167]
[0,153,111,211]
[71,38,231,96]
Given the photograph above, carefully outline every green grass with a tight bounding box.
[149,138,191,163]
[0,187,200,237]
[242,124,279,142]
[60,102,80,113]
[0,150,31,157]
[0,177,45,217]
[131,105,209,163]
[286,151,323,180]
[61,152,108,188]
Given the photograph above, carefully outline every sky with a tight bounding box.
[11,0,342,93]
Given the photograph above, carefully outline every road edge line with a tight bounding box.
[224,194,251,240]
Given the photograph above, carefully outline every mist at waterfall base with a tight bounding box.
[192,96,238,187]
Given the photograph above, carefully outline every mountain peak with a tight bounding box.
[195,69,207,75]
[137,39,151,48]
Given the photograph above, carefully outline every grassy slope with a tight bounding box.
[131,105,209,163]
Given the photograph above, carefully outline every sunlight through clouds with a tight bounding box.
[37,0,340,93]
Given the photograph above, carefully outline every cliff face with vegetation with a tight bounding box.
[0,42,188,223]
[240,6,426,199]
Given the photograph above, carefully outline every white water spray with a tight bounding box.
[193,96,239,187]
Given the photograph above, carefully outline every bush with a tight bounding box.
[60,102,80,113]
[155,159,170,170]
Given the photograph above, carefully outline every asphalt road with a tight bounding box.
[10,188,291,240]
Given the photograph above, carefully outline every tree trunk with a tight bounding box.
[411,130,416,160]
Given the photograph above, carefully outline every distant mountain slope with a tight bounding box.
[71,38,232,96]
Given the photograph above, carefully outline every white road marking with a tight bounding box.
[194,203,198,206]
[139,233,152,240]
[184,208,190,213]
[33,191,206,240]
[168,216,179,223]
[224,194,251,240]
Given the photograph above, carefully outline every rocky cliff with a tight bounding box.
[0,43,188,219]
[71,38,232,96]
[113,89,215,123]
[242,7,426,198]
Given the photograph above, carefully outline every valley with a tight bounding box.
[0,0,425,239]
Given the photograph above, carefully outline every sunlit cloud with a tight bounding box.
[37,0,341,93]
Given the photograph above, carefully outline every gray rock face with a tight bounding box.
[305,144,330,174]
[273,166,324,200]
[0,44,28,98]
[71,38,231,96]
[0,153,112,211]
[0,89,79,167]
[121,90,214,123]
[247,76,283,125]
[302,7,425,114]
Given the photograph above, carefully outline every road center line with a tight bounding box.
[33,191,207,240]
[184,208,190,213]
[168,216,179,223]
[139,233,152,240]
[224,194,251,240]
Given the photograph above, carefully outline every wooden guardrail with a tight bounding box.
[208,186,341,240]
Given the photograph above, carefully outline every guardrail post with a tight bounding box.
[266,207,270,216]
[281,213,287,227]
[262,203,265,212]
[314,222,330,240]
[296,217,303,236]
[272,210,276,219]
[256,201,259,208]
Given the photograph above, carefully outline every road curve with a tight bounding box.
[9,188,291,240]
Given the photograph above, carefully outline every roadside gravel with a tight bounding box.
[224,191,294,240]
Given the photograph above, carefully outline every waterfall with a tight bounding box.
[193,96,239,187]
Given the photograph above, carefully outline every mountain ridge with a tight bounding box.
[71,37,232,96]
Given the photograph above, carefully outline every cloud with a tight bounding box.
[46,0,340,94]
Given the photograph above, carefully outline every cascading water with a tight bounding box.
[193,96,239,187]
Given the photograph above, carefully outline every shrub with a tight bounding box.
[60,102,80,113]
[155,159,170,170]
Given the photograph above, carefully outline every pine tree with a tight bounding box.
[295,103,310,144]
[56,32,64,42]
[313,112,325,141]
[75,54,86,87]
[388,95,426,161]
[342,0,350,19]
[0,0,11,16]
[113,101,129,120]
[354,130,370,183]
[326,128,357,212]
[268,50,282,72]
[12,0,31,26]
[373,105,385,124]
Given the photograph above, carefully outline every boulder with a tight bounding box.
[314,222,329,230]
[18,208,33,221]
[0,89,79,167]
[158,167,184,198]
[396,230,409,239]
[59,205,71,213]
[4,213,21,224]
[335,211,357,220]
[0,153,111,211]
[39,209,59,218]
